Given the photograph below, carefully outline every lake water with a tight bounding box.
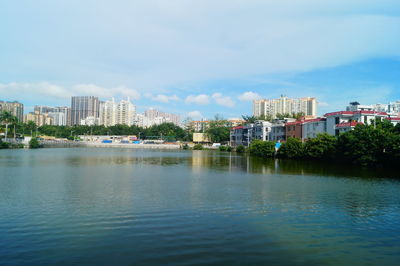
[1,148,400,265]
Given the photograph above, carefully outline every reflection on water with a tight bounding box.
[0,148,400,265]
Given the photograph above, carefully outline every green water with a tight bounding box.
[1,148,399,265]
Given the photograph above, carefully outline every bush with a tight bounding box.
[249,140,275,157]
[226,146,232,152]
[29,138,41,149]
[218,145,227,151]
[182,143,189,150]
[0,139,10,149]
[278,137,304,159]
[193,144,203,150]
[236,145,245,153]
[304,133,337,160]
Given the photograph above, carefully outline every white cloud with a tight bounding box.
[185,94,210,105]
[187,111,203,119]
[212,93,235,108]
[150,94,180,103]
[2,1,399,91]
[238,91,262,101]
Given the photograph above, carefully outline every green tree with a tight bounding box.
[336,124,389,166]
[278,137,305,158]
[249,140,275,157]
[236,145,245,153]
[0,111,14,141]
[29,137,41,149]
[26,121,37,137]
[304,133,337,160]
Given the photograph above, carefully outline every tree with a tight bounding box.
[249,140,275,157]
[205,115,231,143]
[26,121,37,137]
[29,137,41,149]
[304,133,337,160]
[0,111,15,141]
[278,137,304,158]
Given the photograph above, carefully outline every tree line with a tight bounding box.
[248,120,400,167]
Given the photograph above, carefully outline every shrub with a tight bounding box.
[226,146,232,152]
[0,139,10,149]
[218,145,227,151]
[29,138,41,149]
[182,143,189,150]
[249,140,275,157]
[193,144,203,150]
[278,137,304,159]
[236,145,245,153]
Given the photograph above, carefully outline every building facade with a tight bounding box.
[253,96,317,118]
[0,101,24,122]
[71,96,100,125]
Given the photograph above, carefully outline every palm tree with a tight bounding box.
[0,111,14,142]
[26,121,37,137]
[11,116,19,141]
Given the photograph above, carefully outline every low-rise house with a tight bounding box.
[302,118,326,140]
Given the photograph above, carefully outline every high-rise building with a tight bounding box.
[71,96,99,125]
[0,100,24,122]
[116,98,136,126]
[34,105,70,126]
[253,96,317,118]
[144,108,180,126]
[99,99,117,126]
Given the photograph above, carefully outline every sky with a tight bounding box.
[1,0,400,120]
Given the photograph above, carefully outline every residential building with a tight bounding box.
[34,105,70,126]
[116,98,136,126]
[301,118,327,140]
[47,112,66,126]
[144,108,180,126]
[325,110,388,136]
[285,121,303,140]
[80,116,100,126]
[24,111,53,126]
[269,122,286,142]
[0,100,24,122]
[253,95,317,118]
[99,98,117,126]
[71,96,100,125]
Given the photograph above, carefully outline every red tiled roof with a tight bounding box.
[324,110,388,117]
[335,121,363,128]
[386,117,400,121]
[232,126,244,130]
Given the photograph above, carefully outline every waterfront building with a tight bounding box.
[301,118,327,140]
[0,100,24,122]
[253,95,317,118]
[71,96,100,126]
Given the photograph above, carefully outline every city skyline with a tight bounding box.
[1,1,400,119]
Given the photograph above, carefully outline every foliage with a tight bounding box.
[193,144,204,150]
[205,116,231,143]
[304,133,337,160]
[336,124,390,166]
[226,146,233,152]
[249,140,275,157]
[278,137,304,159]
[0,139,10,149]
[219,145,227,151]
[29,138,41,149]
[235,145,245,153]
[242,114,273,123]
[182,143,189,150]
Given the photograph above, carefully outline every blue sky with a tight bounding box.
[1,0,400,120]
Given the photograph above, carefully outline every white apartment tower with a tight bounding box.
[253,96,317,118]
[99,98,136,126]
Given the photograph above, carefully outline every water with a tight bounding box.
[1,148,400,265]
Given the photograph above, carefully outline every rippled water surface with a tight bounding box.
[1,148,400,265]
